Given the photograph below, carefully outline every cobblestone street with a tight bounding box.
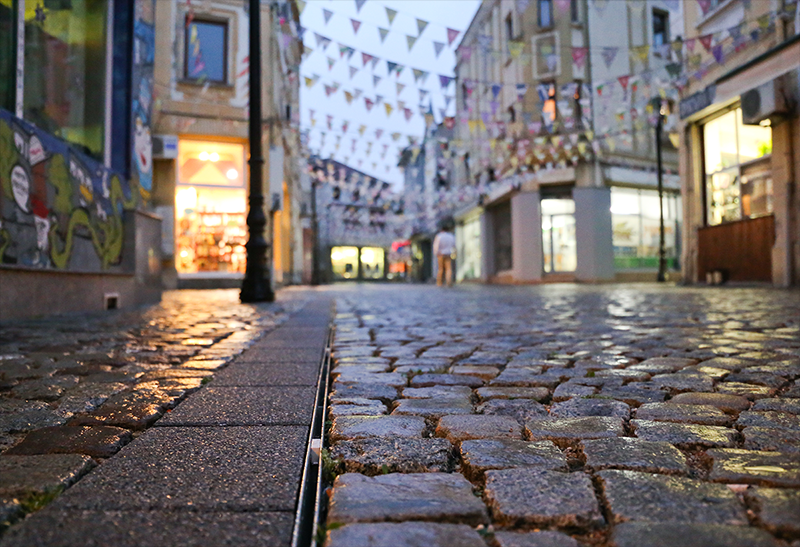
[326,284,800,547]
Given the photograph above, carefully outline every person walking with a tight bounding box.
[433,222,456,287]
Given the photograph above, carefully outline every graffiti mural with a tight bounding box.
[0,110,139,271]
[132,2,156,199]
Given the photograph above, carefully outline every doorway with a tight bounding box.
[541,198,577,273]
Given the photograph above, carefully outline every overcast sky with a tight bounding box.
[300,0,481,189]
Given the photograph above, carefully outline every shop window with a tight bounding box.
[0,0,14,112]
[185,18,227,84]
[23,0,109,159]
[703,108,772,226]
[492,201,513,272]
[652,9,669,53]
[611,187,681,270]
[361,247,385,279]
[331,246,359,280]
[538,0,553,28]
[175,140,247,274]
[541,198,576,273]
[456,217,482,282]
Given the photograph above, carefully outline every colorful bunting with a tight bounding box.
[365,97,374,111]
[406,35,418,51]
[362,52,373,67]
[396,82,405,95]
[439,75,454,89]
[323,8,333,24]
[433,41,445,58]
[349,66,359,78]
[373,75,381,87]
[699,34,713,52]
[571,47,588,69]
[378,27,389,42]
[385,103,394,116]
[417,18,428,35]
[385,7,397,25]
[355,0,367,12]
[351,19,361,34]
[447,28,461,46]
[327,57,336,70]
[601,46,618,68]
[508,41,524,58]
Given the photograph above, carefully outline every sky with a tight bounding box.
[300,0,481,189]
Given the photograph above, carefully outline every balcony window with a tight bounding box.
[185,18,228,84]
[653,9,669,53]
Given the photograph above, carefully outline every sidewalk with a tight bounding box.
[0,290,331,547]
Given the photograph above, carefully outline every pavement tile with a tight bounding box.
[435,415,522,442]
[649,373,714,393]
[597,470,748,525]
[156,387,315,426]
[476,387,549,402]
[410,374,484,388]
[330,438,453,475]
[668,392,751,414]
[333,372,408,389]
[391,398,473,418]
[0,454,95,497]
[582,438,690,475]
[4,426,132,458]
[743,427,800,453]
[737,410,800,431]
[631,420,739,448]
[449,365,500,379]
[329,403,387,418]
[752,398,800,414]
[596,386,667,406]
[484,468,604,528]
[707,449,800,487]
[52,426,307,511]
[326,522,486,547]
[525,417,625,442]
[212,361,320,387]
[491,368,557,388]
[460,439,567,481]
[611,522,780,547]
[326,473,488,525]
[716,382,776,400]
[478,399,549,424]
[492,531,580,547]
[552,383,597,401]
[634,403,733,426]
[402,386,473,399]
[330,383,398,403]
[744,487,800,539]
[329,416,426,442]
[0,510,294,547]
[550,397,630,419]
[629,358,697,374]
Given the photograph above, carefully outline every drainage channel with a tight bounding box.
[291,327,333,547]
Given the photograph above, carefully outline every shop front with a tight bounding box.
[330,245,387,281]
[455,208,482,282]
[174,139,247,278]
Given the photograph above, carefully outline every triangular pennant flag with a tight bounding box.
[385,7,397,25]
[601,46,618,68]
[354,89,363,99]
[327,57,336,70]
[362,52,373,66]
[297,0,306,14]
[375,129,383,139]
[324,84,336,97]
[358,124,366,135]
[391,132,400,141]
[516,83,528,102]
[351,19,361,34]
[304,76,316,88]
[323,9,333,24]
[417,18,428,35]
[349,66,359,78]
[344,91,354,104]
[433,41,445,58]
[699,34,713,52]
[373,74,382,87]
[447,28,461,46]
[571,47,588,69]
[419,89,428,102]
[406,35,417,51]
[365,97,374,111]
[412,68,424,83]
[396,82,405,95]
[378,27,389,42]
[397,100,406,111]
[491,84,502,98]
[384,103,394,116]
[376,95,384,104]
[439,75,453,89]
[711,44,724,63]
[508,41,524,58]
[387,61,398,75]
[355,0,367,13]
[404,108,413,121]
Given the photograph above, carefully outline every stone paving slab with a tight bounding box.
[0,510,294,547]
[4,426,132,458]
[435,415,522,442]
[743,426,800,453]
[611,522,781,547]
[634,402,733,426]
[744,487,800,539]
[460,439,567,481]
[525,417,625,442]
[707,449,800,487]
[326,522,486,547]
[391,398,473,417]
[493,531,580,547]
[331,438,453,475]
[330,415,426,442]
[326,473,488,525]
[582,438,690,475]
[0,455,94,499]
[212,361,320,387]
[631,420,739,448]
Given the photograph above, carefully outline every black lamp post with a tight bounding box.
[651,98,668,283]
[310,179,320,285]
[241,0,274,302]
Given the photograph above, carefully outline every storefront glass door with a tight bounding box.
[541,198,577,273]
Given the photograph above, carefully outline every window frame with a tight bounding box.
[183,16,229,85]
[652,8,669,56]
[570,0,580,24]
[538,0,553,29]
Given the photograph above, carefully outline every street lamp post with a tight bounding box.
[654,100,667,283]
[241,0,274,302]
[310,179,320,285]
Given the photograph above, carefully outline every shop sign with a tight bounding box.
[679,84,716,119]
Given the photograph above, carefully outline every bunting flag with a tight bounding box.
[571,47,588,69]
[391,132,401,141]
[711,44,724,63]
[460,46,473,62]
[365,97,374,111]
[378,27,389,42]
[304,76,317,88]
[404,108,414,121]
[385,103,394,116]
[447,28,461,46]
[323,9,333,24]
[355,0,367,12]
[491,84,502,98]
[417,18,428,35]
[397,100,406,111]
[327,57,336,70]
[685,38,696,52]
[433,41,445,58]
[376,94,384,104]
[633,44,650,62]
[697,0,712,15]
[314,33,331,49]
[354,89,363,99]
[358,124,366,135]
[351,19,361,34]
[339,44,355,59]
[412,68,429,83]
[439,75,454,89]
[601,46,618,68]
[376,129,383,139]
[699,34,713,52]
[362,52,373,66]
[516,83,528,102]
[297,0,306,14]
[385,7,397,24]
[406,35,418,51]
[387,61,398,75]
[349,66,359,78]
[324,84,337,97]
[396,82,406,95]
[344,91,354,104]
[419,89,429,102]
[508,41,524,58]
[555,0,571,14]
[373,74,381,87]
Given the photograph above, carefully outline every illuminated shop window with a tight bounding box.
[360,247,384,279]
[331,246,359,280]
[611,187,681,270]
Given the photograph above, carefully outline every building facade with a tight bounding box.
[150,0,305,289]
[453,0,683,283]
[0,0,161,321]
[678,0,799,286]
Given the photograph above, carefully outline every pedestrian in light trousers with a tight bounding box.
[433,222,456,287]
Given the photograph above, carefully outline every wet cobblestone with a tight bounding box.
[325,284,800,546]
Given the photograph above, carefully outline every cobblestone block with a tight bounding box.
[330,416,426,442]
[525,417,625,442]
[0,400,68,434]
[478,399,549,424]
[737,411,800,430]
[0,454,95,497]
[326,473,488,524]
[611,522,780,547]
[332,364,391,375]
[634,403,733,426]
[326,522,486,547]
[476,387,549,402]
[745,487,800,539]
[629,358,697,374]
[716,382,776,400]
[421,345,478,360]
[550,398,630,419]
[650,373,714,393]
[597,470,747,525]
[0,497,22,530]
[595,369,651,382]
[435,415,522,442]
[552,383,597,401]
[725,372,788,389]
[582,438,689,475]
[668,392,751,414]
[402,386,473,399]
[331,437,452,475]
[484,468,603,528]
[392,398,473,418]
[631,420,739,448]
[330,403,386,418]
[752,398,800,414]
[743,427,800,453]
[333,372,408,389]
[708,449,800,487]
[596,386,667,406]
[449,365,500,380]
[330,383,398,403]
[460,439,567,481]
[491,368,556,388]
[492,531,580,547]
[4,425,132,458]
[410,374,484,388]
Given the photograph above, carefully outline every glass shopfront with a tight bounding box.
[541,198,576,273]
[703,108,772,226]
[175,139,247,274]
[331,246,358,279]
[331,246,386,280]
[456,215,482,282]
[611,187,681,270]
